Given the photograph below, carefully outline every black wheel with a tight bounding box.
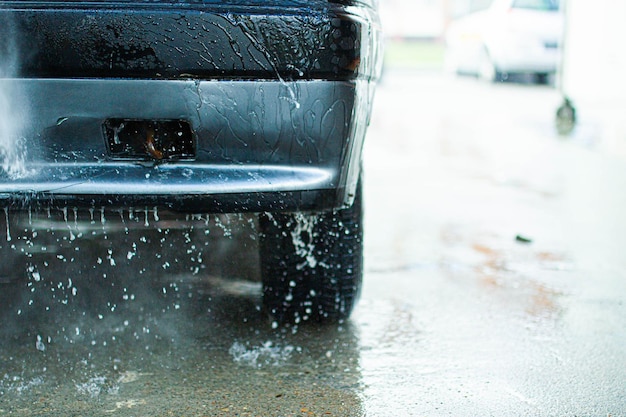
[534,72,550,85]
[556,97,576,136]
[478,46,505,83]
[259,182,363,324]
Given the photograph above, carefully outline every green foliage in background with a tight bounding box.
[384,40,445,70]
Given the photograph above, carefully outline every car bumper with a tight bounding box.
[490,39,560,74]
[0,78,374,212]
[495,53,559,74]
[0,1,381,213]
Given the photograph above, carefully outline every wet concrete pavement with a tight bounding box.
[362,72,626,415]
[1,72,626,416]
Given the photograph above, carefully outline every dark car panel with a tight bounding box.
[0,78,365,211]
[0,0,381,213]
[1,1,379,81]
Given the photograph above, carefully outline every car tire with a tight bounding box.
[259,181,363,324]
[556,97,576,136]
[479,47,504,83]
[534,72,550,85]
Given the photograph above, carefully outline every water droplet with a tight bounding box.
[35,335,45,352]
[4,207,10,241]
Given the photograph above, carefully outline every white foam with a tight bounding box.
[229,341,295,368]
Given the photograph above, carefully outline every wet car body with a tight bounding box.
[0,0,381,212]
[0,0,382,322]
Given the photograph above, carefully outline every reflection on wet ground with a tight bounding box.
[2,72,626,415]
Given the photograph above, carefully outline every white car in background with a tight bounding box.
[445,0,563,83]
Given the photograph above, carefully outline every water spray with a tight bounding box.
[0,16,30,179]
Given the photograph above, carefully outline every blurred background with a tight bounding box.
[379,0,626,157]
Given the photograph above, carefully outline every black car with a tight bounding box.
[0,0,382,323]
